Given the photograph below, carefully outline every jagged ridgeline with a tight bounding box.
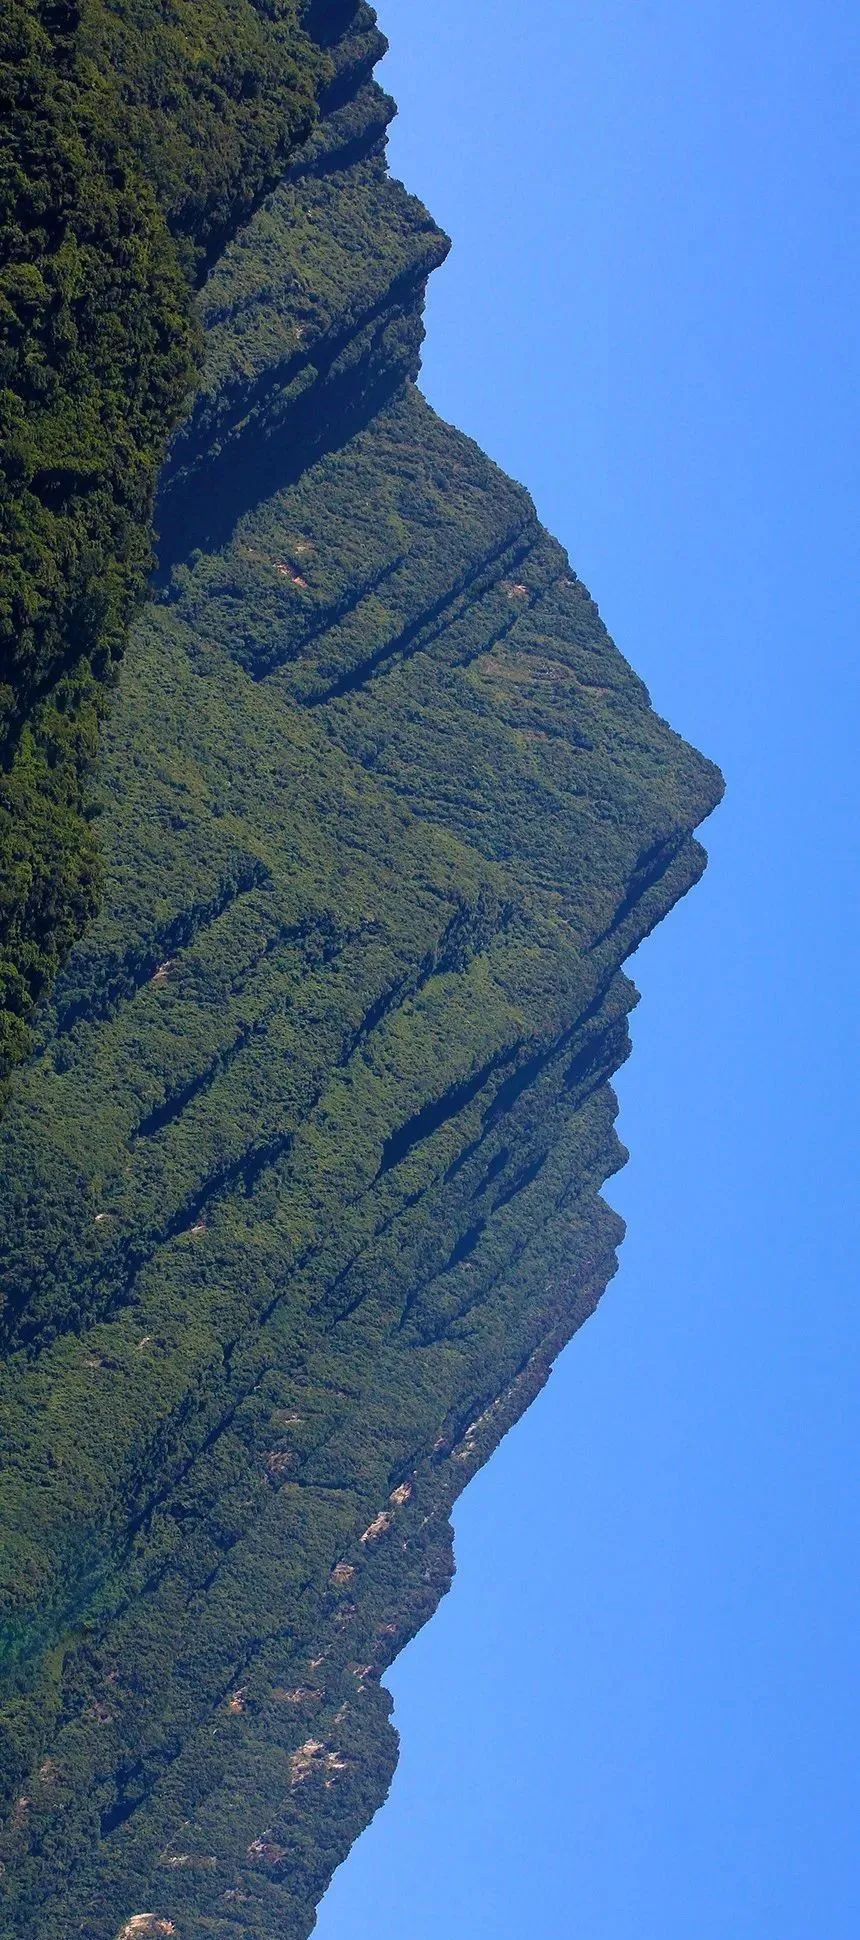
[0,6,723,1939]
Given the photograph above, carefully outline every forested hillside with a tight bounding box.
[0,0,329,1102]
[0,6,722,1937]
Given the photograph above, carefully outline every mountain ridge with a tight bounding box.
[0,7,722,1936]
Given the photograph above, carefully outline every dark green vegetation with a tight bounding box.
[0,6,723,1937]
[0,0,328,1101]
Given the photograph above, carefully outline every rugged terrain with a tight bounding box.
[0,0,327,1099]
[0,5,722,1936]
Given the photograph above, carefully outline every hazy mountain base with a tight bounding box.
[0,6,722,1936]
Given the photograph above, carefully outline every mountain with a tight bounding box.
[0,5,723,1936]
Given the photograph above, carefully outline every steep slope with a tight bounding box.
[0,0,330,1101]
[0,7,723,1937]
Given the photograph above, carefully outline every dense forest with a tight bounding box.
[0,0,330,1102]
[0,5,723,1937]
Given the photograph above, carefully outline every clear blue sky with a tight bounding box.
[316,3,860,1935]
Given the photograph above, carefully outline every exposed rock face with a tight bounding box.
[0,6,722,1937]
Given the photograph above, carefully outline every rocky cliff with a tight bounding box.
[0,6,722,1936]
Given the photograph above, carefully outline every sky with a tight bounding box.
[315,3,860,1936]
